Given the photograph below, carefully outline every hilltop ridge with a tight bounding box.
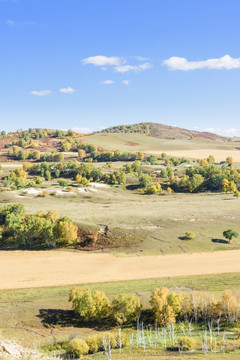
[98,122,231,142]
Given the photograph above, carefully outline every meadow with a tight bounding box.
[1,273,240,358]
[1,126,240,359]
[1,178,240,256]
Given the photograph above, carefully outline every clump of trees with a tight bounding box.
[69,287,141,326]
[8,146,64,162]
[97,122,151,135]
[68,286,240,328]
[0,204,78,248]
[168,158,240,194]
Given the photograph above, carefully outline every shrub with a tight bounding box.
[114,332,130,347]
[184,231,196,240]
[97,332,117,350]
[177,336,197,351]
[67,338,89,358]
[58,179,69,187]
[86,332,126,354]
[86,335,99,354]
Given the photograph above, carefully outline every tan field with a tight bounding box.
[145,149,240,162]
[1,249,240,290]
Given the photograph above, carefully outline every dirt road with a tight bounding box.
[1,249,240,290]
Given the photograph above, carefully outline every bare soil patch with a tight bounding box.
[1,250,240,290]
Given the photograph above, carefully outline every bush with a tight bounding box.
[86,335,99,354]
[58,179,69,187]
[86,332,128,353]
[97,332,117,350]
[177,336,197,351]
[68,338,89,357]
[184,231,196,240]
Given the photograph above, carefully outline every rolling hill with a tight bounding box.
[97,122,231,142]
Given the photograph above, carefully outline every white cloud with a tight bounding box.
[59,87,75,94]
[82,55,122,66]
[122,80,130,85]
[204,127,240,136]
[102,80,115,85]
[30,90,52,96]
[72,127,92,133]
[115,62,151,73]
[163,54,240,71]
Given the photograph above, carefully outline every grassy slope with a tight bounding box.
[81,132,237,152]
[1,181,240,256]
[0,273,240,346]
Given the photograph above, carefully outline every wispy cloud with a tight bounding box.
[122,80,130,85]
[130,56,149,61]
[30,90,52,96]
[83,55,123,66]
[102,80,115,85]
[163,54,240,71]
[7,19,35,26]
[115,62,151,73]
[204,127,240,136]
[72,127,92,133]
[59,87,75,94]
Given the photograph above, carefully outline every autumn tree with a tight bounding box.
[111,294,141,325]
[150,287,182,326]
[69,287,110,323]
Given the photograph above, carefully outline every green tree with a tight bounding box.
[223,229,238,243]
[139,173,152,188]
[188,174,204,193]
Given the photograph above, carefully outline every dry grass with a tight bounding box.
[0,249,240,290]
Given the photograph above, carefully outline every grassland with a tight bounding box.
[1,128,240,359]
[1,273,240,347]
[81,132,240,161]
[1,176,240,256]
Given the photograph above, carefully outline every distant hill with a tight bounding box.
[98,122,231,142]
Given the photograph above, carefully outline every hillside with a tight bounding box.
[98,122,231,142]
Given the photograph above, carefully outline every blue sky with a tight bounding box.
[1,0,240,135]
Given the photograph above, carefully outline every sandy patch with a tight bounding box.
[23,188,75,196]
[0,249,240,290]
[90,182,109,188]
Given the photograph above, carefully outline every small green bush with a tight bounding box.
[67,338,89,357]
[177,336,197,350]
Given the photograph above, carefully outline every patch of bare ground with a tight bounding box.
[0,249,240,290]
